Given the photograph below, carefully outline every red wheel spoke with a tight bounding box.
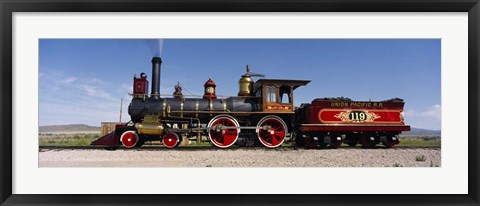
[224,134,234,144]
[212,133,223,142]
[271,134,278,146]
[275,131,285,139]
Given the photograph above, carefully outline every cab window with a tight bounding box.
[279,86,292,104]
[256,89,262,98]
[265,86,277,103]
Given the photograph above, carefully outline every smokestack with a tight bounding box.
[151,57,162,99]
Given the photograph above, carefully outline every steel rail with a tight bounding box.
[39,145,440,151]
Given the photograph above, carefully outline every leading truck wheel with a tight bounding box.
[162,132,180,148]
[120,131,139,149]
[257,115,288,148]
[207,115,240,148]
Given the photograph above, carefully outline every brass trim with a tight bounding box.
[180,102,184,117]
[333,110,380,123]
[162,99,167,117]
[195,100,199,118]
[170,110,295,114]
[129,93,261,99]
[223,99,227,111]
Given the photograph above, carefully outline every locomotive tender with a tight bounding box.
[92,57,410,149]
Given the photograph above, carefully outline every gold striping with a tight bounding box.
[162,99,167,117]
[195,100,199,118]
[170,110,294,114]
[180,102,184,117]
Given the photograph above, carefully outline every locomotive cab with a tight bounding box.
[252,79,310,113]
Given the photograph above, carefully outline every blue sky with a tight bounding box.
[39,39,441,130]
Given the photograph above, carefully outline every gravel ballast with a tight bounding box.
[39,148,441,167]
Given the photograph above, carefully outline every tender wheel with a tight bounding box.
[207,115,240,148]
[256,115,288,148]
[360,135,376,148]
[328,135,343,149]
[120,131,139,149]
[330,140,343,149]
[295,134,306,147]
[304,137,318,149]
[347,142,358,147]
[345,134,360,147]
[162,132,180,148]
[319,143,328,149]
[384,137,398,148]
[384,141,395,148]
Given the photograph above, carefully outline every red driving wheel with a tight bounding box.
[163,132,180,148]
[257,115,288,148]
[207,115,240,148]
[120,131,139,148]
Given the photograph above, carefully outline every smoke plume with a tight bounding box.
[145,39,164,57]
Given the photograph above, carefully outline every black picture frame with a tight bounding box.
[1,0,479,206]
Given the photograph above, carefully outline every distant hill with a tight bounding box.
[403,127,441,135]
[39,124,100,133]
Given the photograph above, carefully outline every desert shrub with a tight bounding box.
[416,155,426,162]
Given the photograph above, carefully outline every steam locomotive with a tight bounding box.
[92,57,410,149]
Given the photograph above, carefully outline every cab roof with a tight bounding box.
[252,79,311,92]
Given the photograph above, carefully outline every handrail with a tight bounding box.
[129,93,260,99]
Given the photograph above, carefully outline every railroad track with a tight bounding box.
[39,145,440,151]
